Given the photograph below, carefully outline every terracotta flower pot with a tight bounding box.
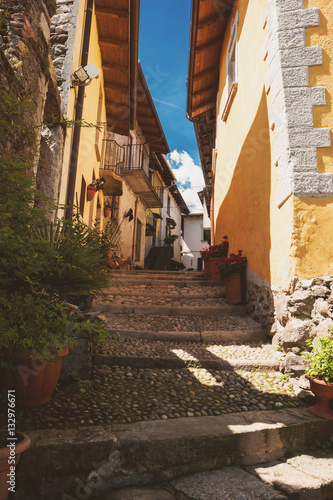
[0,348,68,406]
[87,185,96,201]
[104,207,111,217]
[0,431,31,500]
[224,273,242,304]
[209,258,221,281]
[203,259,210,277]
[306,376,333,419]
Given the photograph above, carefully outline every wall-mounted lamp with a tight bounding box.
[71,63,100,87]
[124,208,134,222]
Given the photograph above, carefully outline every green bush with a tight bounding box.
[303,328,333,382]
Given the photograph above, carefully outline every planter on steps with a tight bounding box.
[203,259,210,277]
[1,348,69,406]
[224,273,242,304]
[209,258,221,281]
[306,376,333,419]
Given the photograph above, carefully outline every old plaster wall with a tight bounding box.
[0,0,64,207]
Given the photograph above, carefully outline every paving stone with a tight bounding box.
[171,468,287,499]
[247,461,325,500]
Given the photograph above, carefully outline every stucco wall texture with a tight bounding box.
[214,0,333,290]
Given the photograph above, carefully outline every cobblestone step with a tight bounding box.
[95,338,281,371]
[16,410,333,499]
[95,303,245,316]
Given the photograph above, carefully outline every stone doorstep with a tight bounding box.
[246,456,333,499]
[94,354,280,371]
[108,457,333,500]
[111,328,266,343]
[99,304,246,316]
[15,409,333,500]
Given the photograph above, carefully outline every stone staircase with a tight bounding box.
[93,270,266,343]
[13,271,333,500]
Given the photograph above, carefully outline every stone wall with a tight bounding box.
[50,0,80,113]
[0,0,65,206]
[246,275,333,352]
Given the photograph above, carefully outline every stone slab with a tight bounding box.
[14,410,333,499]
[247,461,325,499]
[171,468,286,500]
[287,454,333,487]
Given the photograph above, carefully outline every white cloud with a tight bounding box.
[168,150,205,213]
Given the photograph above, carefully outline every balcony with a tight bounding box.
[103,141,163,208]
[100,140,124,196]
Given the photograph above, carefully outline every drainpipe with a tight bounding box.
[132,197,139,261]
[130,0,140,130]
[65,0,94,220]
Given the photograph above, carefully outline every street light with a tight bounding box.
[71,63,100,87]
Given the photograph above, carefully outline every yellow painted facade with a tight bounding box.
[214,0,333,290]
[59,0,107,228]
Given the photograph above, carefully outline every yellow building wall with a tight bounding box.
[214,0,295,289]
[292,0,333,279]
[214,0,333,289]
[59,1,107,228]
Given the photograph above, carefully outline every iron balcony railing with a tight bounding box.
[103,140,125,174]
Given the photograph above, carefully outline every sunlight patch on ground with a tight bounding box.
[188,367,225,388]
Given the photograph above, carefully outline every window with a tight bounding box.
[222,11,239,122]
[167,195,171,215]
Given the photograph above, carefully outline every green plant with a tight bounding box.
[303,329,333,382]
[89,177,105,191]
[163,234,179,246]
[218,251,247,278]
[32,218,110,299]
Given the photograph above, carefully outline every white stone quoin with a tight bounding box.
[263,0,333,206]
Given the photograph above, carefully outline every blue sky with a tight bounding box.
[139,0,205,212]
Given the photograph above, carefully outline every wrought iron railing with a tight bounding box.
[103,140,125,174]
[125,143,149,173]
[153,185,163,202]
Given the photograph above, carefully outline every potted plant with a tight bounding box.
[0,293,109,406]
[302,330,333,419]
[0,429,31,500]
[103,201,112,218]
[200,247,211,277]
[87,177,105,201]
[218,250,247,303]
[207,237,229,281]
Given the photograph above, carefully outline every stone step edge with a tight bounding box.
[17,409,333,498]
[94,353,280,371]
[109,279,224,287]
[109,329,266,343]
[99,291,226,299]
[97,304,246,317]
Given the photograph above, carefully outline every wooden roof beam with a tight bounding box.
[99,37,128,48]
[192,98,216,113]
[104,82,129,94]
[196,37,221,54]
[192,83,217,97]
[102,62,129,74]
[193,64,219,81]
[95,6,129,18]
